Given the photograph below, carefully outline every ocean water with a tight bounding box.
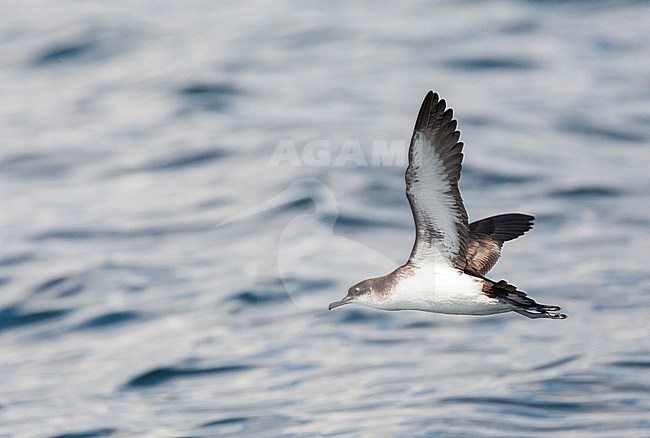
[1,1,649,436]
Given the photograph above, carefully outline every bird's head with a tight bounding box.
[328,278,379,310]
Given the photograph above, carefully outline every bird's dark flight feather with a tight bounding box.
[465,213,534,275]
[483,278,566,319]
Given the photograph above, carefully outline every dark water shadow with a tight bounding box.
[443,57,537,71]
[125,364,254,388]
[607,360,650,369]
[442,395,614,413]
[140,149,229,172]
[33,40,97,66]
[49,428,116,438]
[178,82,241,112]
[33,274,85,299]
[529,354,582,371]
[201,416,249,427]
[0,253,35,266]
[74,311,141,330]
[0,305,70,332]
[464,166,535,186]
[560,118,645,144]
[549,186,623,199]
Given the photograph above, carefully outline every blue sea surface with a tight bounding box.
[1,1,649,437]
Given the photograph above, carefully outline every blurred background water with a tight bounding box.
[1,1,649,436]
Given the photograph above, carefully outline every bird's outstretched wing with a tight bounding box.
[465,213,534,275]
[406,91,468,269]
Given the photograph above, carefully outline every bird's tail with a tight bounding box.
[484,279,566,320]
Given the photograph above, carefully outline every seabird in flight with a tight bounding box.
[329,91,565,319]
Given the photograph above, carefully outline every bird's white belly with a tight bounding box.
[378,264,511,315]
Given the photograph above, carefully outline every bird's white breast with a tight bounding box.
[376,262,511,315]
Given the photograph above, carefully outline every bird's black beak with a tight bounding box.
[328,295,353,310]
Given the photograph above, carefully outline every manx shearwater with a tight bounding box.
[329,91,566,319]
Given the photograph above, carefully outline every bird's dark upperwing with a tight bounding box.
[406,91,468,269]
[465,213,534,275]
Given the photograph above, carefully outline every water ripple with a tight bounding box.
[330,213,396,230]
[607,360,650,369]
[550,186,623,198]
[0,253,34,266]
[560,118,646,143]
[74,311,141,330]
[31,222,215,241]
[125,364,254,388]
[464,166,535,186]
[178,82,241,112]
[0,305,70,331]
[529,354,581,371]
[33,274,84,298]
[49,428,116,438]
[140,148,229,172]
[230,290,290,306]
[443,395,614,413]
[200,416,249,427]
[33,40,97,66]
[444,57,537,71]
[339,309,390,324]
